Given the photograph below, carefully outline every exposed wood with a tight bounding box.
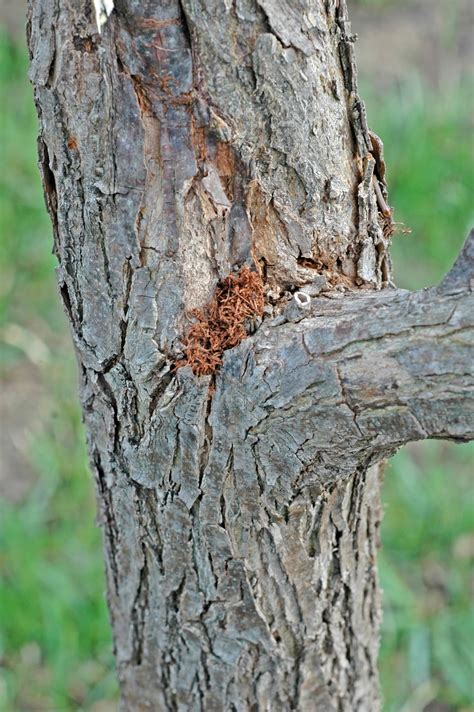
[27,0,473,709]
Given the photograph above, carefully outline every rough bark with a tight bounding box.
[27,0,473,710]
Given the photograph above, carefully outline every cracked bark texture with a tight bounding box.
[27,0,474,710]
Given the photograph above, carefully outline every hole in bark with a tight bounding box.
[297,256,321,270]
[116,53,125,73]
[72,36,96,53]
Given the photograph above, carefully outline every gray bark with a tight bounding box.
[27,0,473,710]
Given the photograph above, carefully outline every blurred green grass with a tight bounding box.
[365,78,474,290]
[0,27,473,712]
[378,444,474,711]
[0,32,117,711]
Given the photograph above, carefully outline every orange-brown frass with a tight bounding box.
[177,266,265,376]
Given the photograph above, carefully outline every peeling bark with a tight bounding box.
[27,0,473,709]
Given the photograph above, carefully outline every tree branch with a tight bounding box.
[211,231,473,485]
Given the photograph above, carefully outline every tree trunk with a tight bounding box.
[27,1,473,709]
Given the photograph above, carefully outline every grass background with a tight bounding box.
[0,2,473,709]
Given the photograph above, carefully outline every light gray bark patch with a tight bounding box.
[256,0,317,56]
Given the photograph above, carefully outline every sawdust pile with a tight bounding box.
[176,266,264,376]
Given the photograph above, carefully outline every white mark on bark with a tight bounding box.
[294,292,311,309]
[93,0,114,33]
